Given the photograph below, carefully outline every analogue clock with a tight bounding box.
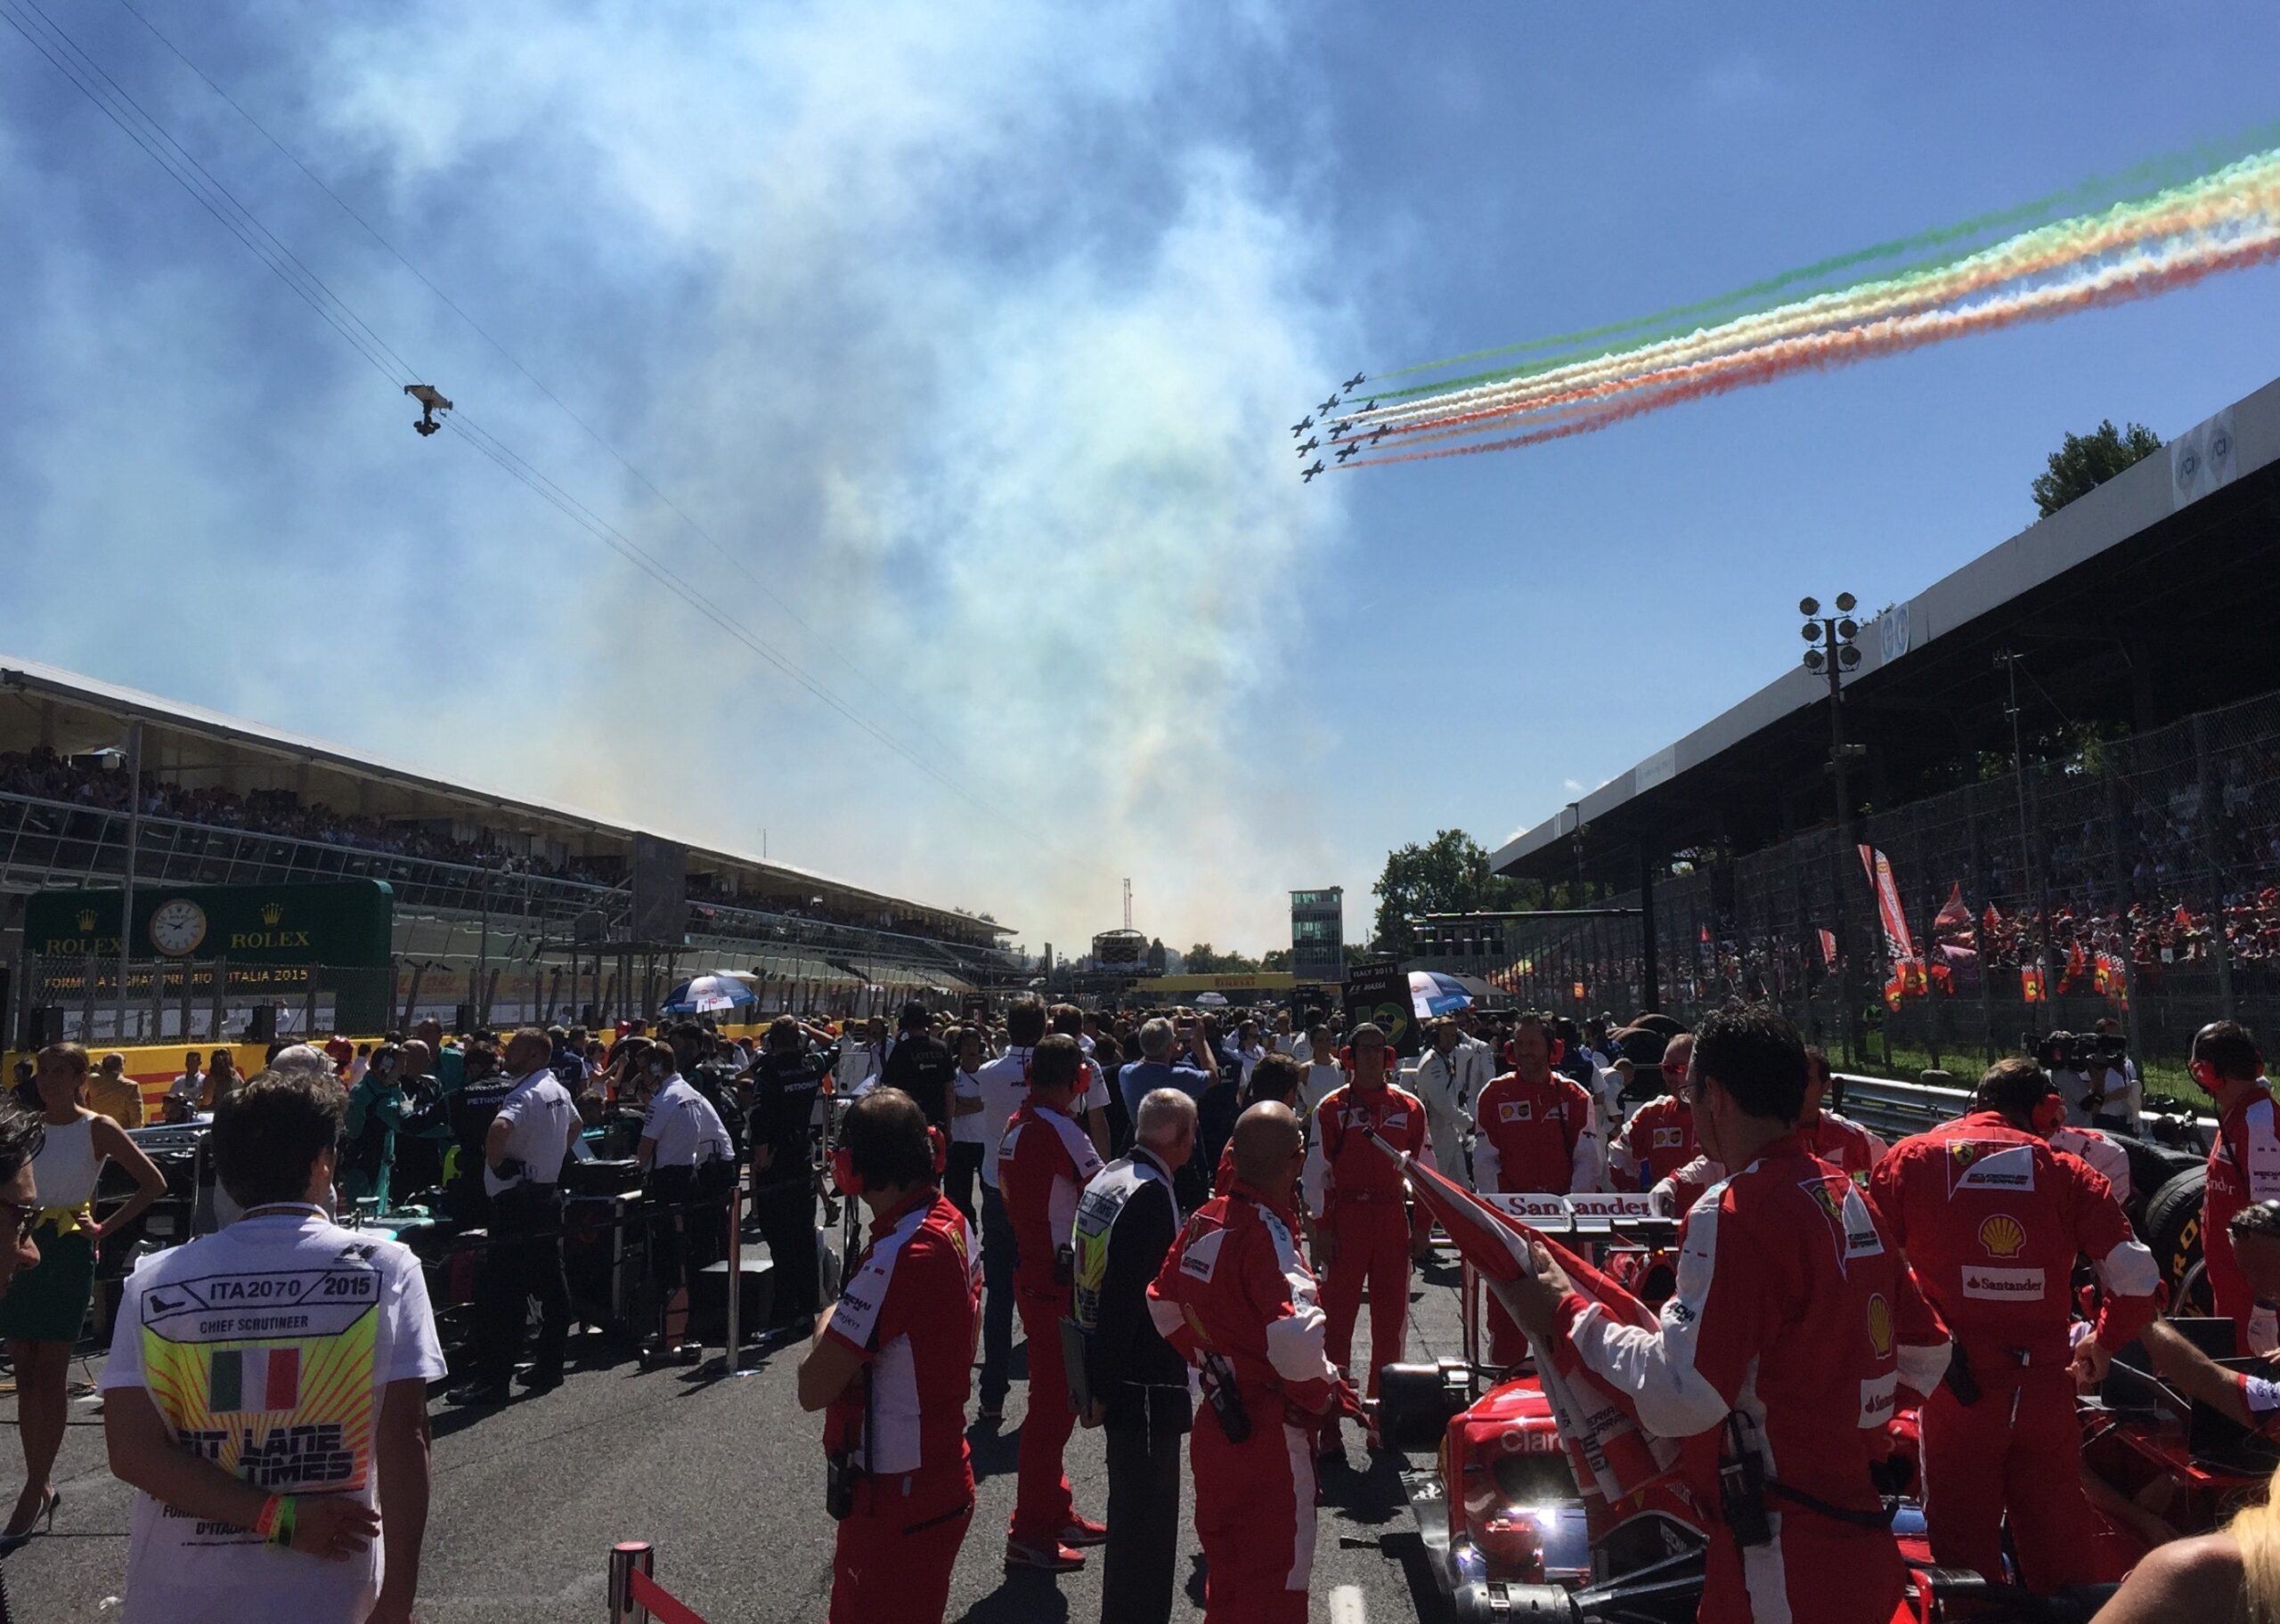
[149,898,208,956]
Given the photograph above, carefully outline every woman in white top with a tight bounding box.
[1,1043,166,1548]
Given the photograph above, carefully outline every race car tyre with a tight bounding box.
[1377,1358,1473,1452]
[2143,1163,2213,1315]
[2117,1137,2200,1228]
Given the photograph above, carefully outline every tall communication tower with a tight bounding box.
[1123,878,1133,931]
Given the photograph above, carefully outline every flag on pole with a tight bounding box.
[1818,929,1838,967]
[1857,846,1918,961]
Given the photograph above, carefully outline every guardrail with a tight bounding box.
[1834,1070,2219,1152]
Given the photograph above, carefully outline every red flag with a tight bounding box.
[1364,1133,1681,1505]
[1883,970,1905,1011]
[1698,924,1710,944]
[1934,884,1971,936]
[2058,940,2088,995]
[2175,905,2194,930]
[1983,903,2002,937]
[1817,929,1837,966]
[2022,964,2046,1003]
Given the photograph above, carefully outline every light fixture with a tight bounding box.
[1835,591,1857,613]
[1802,621,1823,642]
[1804,647,1827,671]
[1799,596,1820,617]
[1839,644,1862,669]
[1836,617,1859,642]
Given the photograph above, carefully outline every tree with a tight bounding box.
[1185,943,1261,975]
[2032,419,2162,517]
[1259,948,1291,973]
[1371,829,1527,958]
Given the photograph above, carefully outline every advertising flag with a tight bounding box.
[1857,845,1918,961]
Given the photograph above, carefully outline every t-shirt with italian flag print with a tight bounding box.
[101,1205,447,1624]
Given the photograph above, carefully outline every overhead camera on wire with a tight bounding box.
[403,383,453,437]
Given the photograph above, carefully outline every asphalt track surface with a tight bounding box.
[2,1255,1470,1623]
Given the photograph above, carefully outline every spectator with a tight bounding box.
[204,1049,242,1111]
[167,1051,207,1116]
[968,997,1046,1424]
[102,1066,444,1622]
[89,1052,148,1129]
[7,1046,167,1547]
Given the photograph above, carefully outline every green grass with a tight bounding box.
[1844,1038,2215,1113]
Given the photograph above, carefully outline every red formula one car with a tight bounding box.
[1376,1194,2274,1624]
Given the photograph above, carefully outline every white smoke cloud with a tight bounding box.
[4,0,1356,954]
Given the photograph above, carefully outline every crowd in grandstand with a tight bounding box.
[0,747,1000,953]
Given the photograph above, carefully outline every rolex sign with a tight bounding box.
[25,881,395,968]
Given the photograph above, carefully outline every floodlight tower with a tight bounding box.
[1801,594,1866,1063]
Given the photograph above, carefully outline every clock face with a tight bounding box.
[149,898,208,956]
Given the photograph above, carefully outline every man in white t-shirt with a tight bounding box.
[636,1050,734,1360]
[102,1068,445,1624]
[461,1029,579,1404]
[1299,1024,1345,1118]
[969,996,1048,1422]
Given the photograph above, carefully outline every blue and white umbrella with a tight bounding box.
[1408,969,1474,1019]
[662,973,758,1015]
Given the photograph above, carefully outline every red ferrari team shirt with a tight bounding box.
[823,1192,981,1482]
[2205,1082,2280,1355]
[1470,1070,1602,1196]
[998,1098,1104,1296]
[1562,1138,1950,1521]
[1302,1082,1431,1221]
[1609,1095,1698,1191]
[1869,1110,2158,1369]
[1802,1109,1885,1182]
[1146,1182,1337,1410]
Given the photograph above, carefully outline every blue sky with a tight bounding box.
[4,1,2278,957]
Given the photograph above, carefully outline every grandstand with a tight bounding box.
[1463,376,2280,1071]
[0,658,1016,1036]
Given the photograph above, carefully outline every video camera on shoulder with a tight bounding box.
[2029,1029,2128,1074]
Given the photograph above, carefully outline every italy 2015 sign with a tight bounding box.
[26,881,395,968]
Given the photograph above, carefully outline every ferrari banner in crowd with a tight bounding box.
[1857,845,1917,960]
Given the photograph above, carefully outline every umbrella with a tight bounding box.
[1408,969,1473,1019]
[1194,990,1231,1007]
[662,973,758,1015]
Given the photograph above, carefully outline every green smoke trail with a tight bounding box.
[1366,118,2280,394]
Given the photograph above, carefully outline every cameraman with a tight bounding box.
[2042,1027,2139,1133]
[798,1089,978,1624]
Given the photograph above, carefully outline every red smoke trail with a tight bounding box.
[1343,231,2280,468]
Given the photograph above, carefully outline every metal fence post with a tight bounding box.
[608,1540,654,1624]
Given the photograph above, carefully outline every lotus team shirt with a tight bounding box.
[101,1205,446,1624]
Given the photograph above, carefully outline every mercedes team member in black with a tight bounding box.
[749,1016,831,1337]
[880,1000,958,1134]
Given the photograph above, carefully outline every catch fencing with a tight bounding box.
[8,952,960,1048]
[1424,685,2280,1073]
